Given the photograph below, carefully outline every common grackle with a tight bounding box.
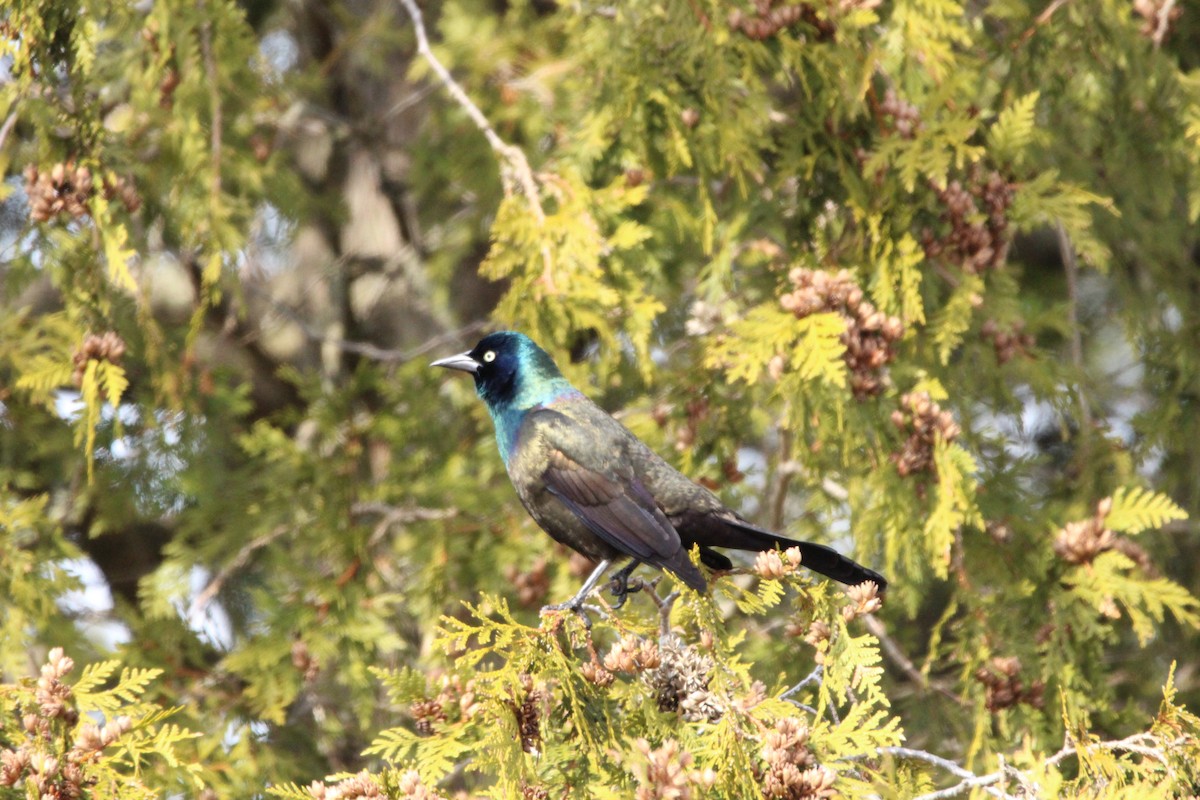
[433,331,886,615]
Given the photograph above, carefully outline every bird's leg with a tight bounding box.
[607,561,643,609]
[541,559,611,620]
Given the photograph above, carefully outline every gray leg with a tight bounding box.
[542,559,611,615]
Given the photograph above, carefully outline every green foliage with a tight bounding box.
[0,649,202,798]
[707,307,848,390]
[923,439,981,577]
[1067,551,1199,647]
[988,91,1042,166]
[349,578,903,799]
[1106,487,1188,535]
[481,173,664,379]
[2,0,1200,797]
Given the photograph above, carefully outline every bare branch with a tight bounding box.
[197,7,223,211]
[0,107,18,153]
[189,524,290,619]
[768,431,793,531]
[1057,221,1090,428]
[352,501,458,547]
[248,279,487,362]
[384,83,437,120]
[640,579,678,637]
[1043,731,1181,769]
[857,732,1188,800]
[862,615,963,706]
[394,0,557,291]
[1014,0,1072,49]
[878,747,977,781]
[780,664,823,700]
[1152,0,1177,48]
[394,0,542,221]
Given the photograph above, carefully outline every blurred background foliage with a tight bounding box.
[2,0,1199,796]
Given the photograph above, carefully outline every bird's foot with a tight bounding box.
[539,558,613,629]
[608,575,645,610]
[606,562,642,610]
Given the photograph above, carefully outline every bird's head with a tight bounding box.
[431,331,572,411]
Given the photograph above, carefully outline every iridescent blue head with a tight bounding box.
[431,331,581,462]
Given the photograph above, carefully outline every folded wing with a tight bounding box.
[541,448,706,592]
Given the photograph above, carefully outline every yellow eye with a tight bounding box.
[482,350,496,363]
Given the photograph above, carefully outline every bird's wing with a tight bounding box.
[532,413,681,563]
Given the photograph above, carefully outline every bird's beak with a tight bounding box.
[430,351,480,374]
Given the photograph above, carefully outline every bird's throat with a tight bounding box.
[490,382,582,466]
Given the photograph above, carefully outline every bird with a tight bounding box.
[432,331,886,615]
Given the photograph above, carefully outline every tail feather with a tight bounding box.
[659,549,708,593]
[722,520,886,590]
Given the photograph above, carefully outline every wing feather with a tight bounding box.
[543,448,679,562]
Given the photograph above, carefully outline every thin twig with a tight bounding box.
[249,279,486,362]
[197,9,223,211]
[189,524,290,618]
[1057,221,1090,428]
[384,83,437,120]
[781,664,823,700]
[1152,0,1177,49]
[859,732,1187,800]
[1043,732,1181,769]
[840,747,1009,799]
[878,747,988,782]
[643,581,679,637]
[862,615,964,705]
[768,432,794,532]
[394,0,541,219]
[912,773,1011,800]
[1013,0,1072,48]
[394,0,556,291]
[352,501,459,547]
[684,0,712,31]
[0,107,19,152]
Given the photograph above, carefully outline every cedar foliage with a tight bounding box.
[2,0,1200,797]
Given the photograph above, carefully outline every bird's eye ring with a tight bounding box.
[482,350,496,363]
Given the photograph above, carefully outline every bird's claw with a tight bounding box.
[605,562,642,610]
[609,575,645,610]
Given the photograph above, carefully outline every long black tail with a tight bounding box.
[699,519,886,590]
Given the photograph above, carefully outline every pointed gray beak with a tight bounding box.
[430,351,480,374]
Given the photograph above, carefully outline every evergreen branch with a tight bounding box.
[191,504,459,614]
[394,0,557,291]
